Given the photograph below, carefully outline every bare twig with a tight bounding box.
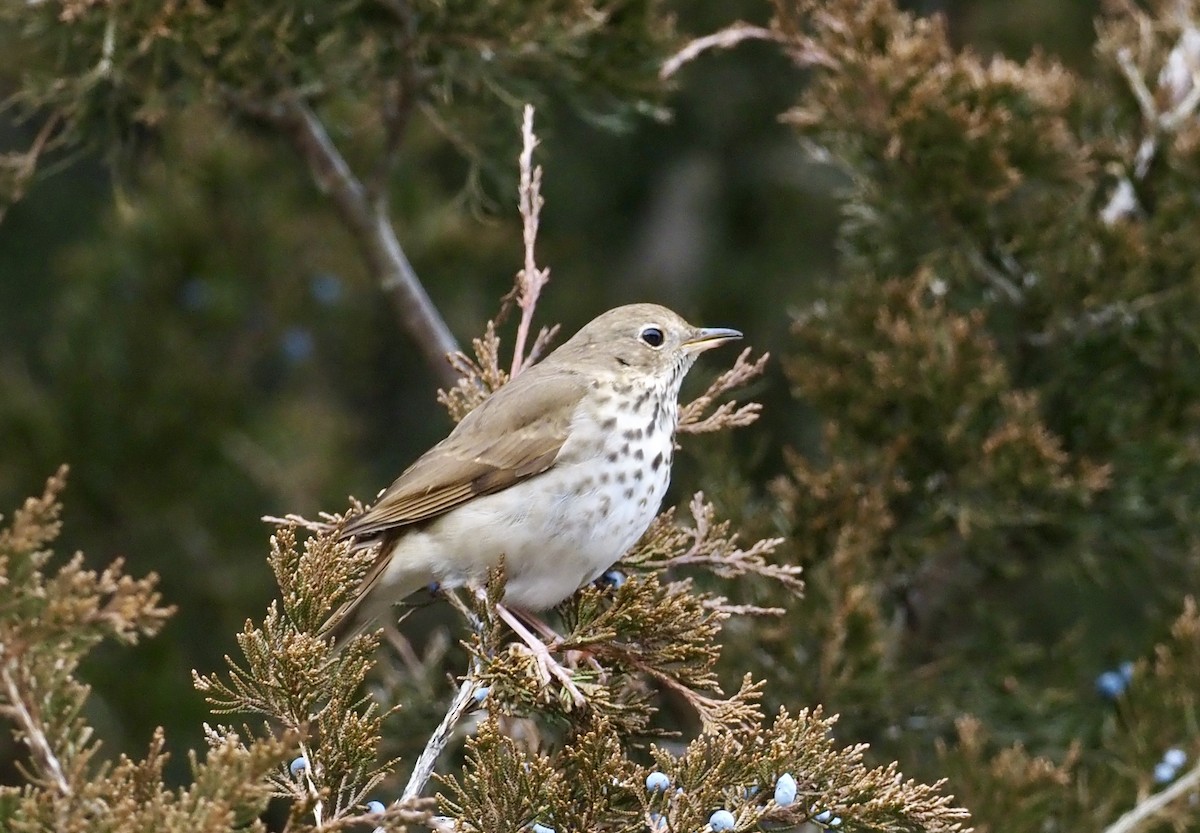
[401,673,478,801]
[631,493,801,593]
[229,93,461,386]
[661,24,782,79]
[261,512,340,533]
[1099,177,1141,225]
[0,112,61,223]
[435,106,558,399]
[1103,760,1200,833]
[1118,47,1160,125]
[283,99,460,385]
[1026,286,1182,346]
[963,245,1025,303]
[0,663,71,796]
[526,323,561,365]
[510,105,551,377]
[678,348,769,434]
[1161,73,1200,132]
[1103,33,1200,224]
[95,12,115,77]
[296,738,325,828]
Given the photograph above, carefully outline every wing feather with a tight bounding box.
[339,368,586,542]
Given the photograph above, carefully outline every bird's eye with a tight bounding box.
[640,326,665,348]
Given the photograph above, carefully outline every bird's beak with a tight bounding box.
[683,327,743,353]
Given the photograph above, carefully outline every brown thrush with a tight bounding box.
[321,303,741,643]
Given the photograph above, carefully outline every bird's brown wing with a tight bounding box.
[339,367,587,541]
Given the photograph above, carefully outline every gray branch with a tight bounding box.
[401,673,477,802]
[275,98,461,387]
[1103,760,1200,833]
[1,663,71,796]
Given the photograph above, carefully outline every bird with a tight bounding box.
[320,303,742,646]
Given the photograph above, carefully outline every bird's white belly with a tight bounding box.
[420,395,675,609]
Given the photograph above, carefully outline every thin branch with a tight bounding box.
[0,664,71,796]
[510,105,550,377]
[229,93,461,387]
[1026,286,1182,346]
[1103,35,1200,223]
[678,349,768,434]
[296,738,325,828]
[0,112,62,223]
[1118,47,1159,125]
[526,322,561,365]
[963,245,1025,303]
[1103,760,1200,833]
[261,512,339,533]
[660,24,783,79]
[1099,177,1142,225]
[94,11,115,77]
[401,673,478,802]
[1160,69,1200,131]
[282,99,460,385]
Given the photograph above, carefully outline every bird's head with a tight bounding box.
[549,303,742,386]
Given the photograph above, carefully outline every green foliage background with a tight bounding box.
[6,0,1200,829]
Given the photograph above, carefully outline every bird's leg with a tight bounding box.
[446,588,485,635]
[491,599,586,708]
[511,607,605,677]
[512,608,563,645]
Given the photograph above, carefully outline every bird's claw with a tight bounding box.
[514,641,586,708]
[494,601,586,708]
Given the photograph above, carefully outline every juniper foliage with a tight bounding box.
[0,362,972,832]
[0,469,293,833]
[0,0,677,197]
[207,281,967,830]
[12,0,1200,831]
[716,0,1200,829]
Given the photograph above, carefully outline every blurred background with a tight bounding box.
[8,0,1182,814]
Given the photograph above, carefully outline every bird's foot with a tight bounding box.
[493,601,586,709]
[508,606,605,675]
[513,608,564,645]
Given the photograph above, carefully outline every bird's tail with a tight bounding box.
[318,542,389,650]
[317,593,375,650]
[317,538,425,651]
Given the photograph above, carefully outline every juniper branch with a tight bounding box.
[510,105,551,378]
[1102,24,1200,224]
[628,493,801,594]
[678,349,768,434]
[1104,760,1200,833]
[0,663,71,796]
[660,24,782,79]
[230,93,460,387]
[402,673,478,802]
